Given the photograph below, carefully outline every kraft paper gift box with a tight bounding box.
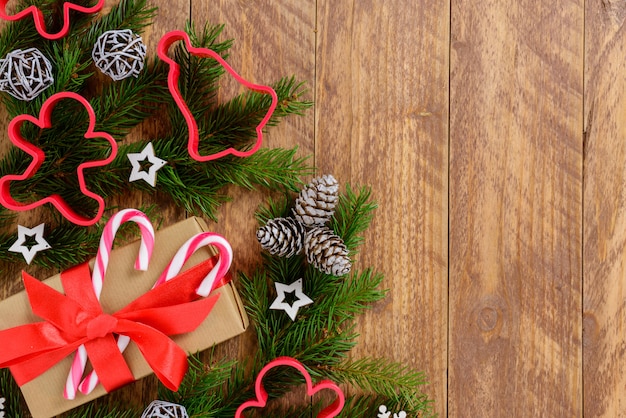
[0,217,249,418]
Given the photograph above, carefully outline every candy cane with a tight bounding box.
[154,232,233,297]
[78,232,233,395]
[64,209,155,400]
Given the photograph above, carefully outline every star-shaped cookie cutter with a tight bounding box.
[157,30,278,162]
[0,91,118,226]
[0,0,105,40]
[235,356,345,418]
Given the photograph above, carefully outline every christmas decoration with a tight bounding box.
[234,356,345,417]
[0,91,118,226]
[0,0,105,40]
[0,47,53,101]
[158,30,278,162]
[8,223,50,264]
[141,400,188,418]
[293,174,339,226]
[127,142,168,187]
[0,216,246,418]
[0,0,311,273]
[256,216,306,257]
[305,225,352,276]
[0,396,5,418]
[378,405,407,418]
[269,278,313,321]
[92,29,147,81]
[0,185,433,417]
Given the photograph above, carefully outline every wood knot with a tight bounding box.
[477,306,499,332]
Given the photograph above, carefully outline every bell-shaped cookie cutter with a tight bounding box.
[157,30,278,162]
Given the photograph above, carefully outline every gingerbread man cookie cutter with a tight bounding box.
[235,356,345,418]
[0,0,105,40]
[0,91,118,226]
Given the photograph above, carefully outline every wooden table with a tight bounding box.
[3,0,626,416]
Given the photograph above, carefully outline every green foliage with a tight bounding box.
[0,0,312,273]
[157,185,435,417]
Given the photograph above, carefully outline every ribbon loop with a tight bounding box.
[0,254,229,392]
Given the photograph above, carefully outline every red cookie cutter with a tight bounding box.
[0,0,105,40]
[0,92,118,226]
[157,30,278,162]
[235,356,345,418]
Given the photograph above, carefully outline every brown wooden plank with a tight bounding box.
[449,1,583,416]
[191,0,316,388]
[316,1,449,415]
[583,2,626,416]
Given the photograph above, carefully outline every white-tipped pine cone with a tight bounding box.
[257,217,306,257]
[304,226,351,276]
[292,174,339,227]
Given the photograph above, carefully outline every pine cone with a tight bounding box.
[257,217,306,257]
[304,226,351,276]
[292,174,339,227]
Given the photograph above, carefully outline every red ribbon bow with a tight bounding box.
[0,258,224,393]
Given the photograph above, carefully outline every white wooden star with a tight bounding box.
[127,142,167,187]
[9,223,51,264]
[269,278,313,321]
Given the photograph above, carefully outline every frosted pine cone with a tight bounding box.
[257,217,306,257]
[292,174,339,227]
[304,226,351,276]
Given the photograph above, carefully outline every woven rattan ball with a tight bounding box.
[0,48,53,101]
[141,400,189,418]
[92,29,146,81]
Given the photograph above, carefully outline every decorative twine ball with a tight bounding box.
[0,48,53,101]
[92,29,146,81]
[141,400,189,418]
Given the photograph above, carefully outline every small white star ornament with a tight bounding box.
[8,223,51,264]
[270,278,313,321]
[127,142,167,187]
[0,396,5,418]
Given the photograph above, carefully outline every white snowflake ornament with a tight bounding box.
[0,396,5,418]
[141,400,189,418]
[378,405,407,418]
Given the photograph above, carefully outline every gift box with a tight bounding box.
[0,217,249,418]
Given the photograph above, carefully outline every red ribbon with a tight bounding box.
[0,256,229,392]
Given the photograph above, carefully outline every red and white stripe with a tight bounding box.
[78,232,233,395]
[154,232,233,297]
[64,209,155,400]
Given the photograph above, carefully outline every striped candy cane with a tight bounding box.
[155,232,233,297]
[78,231,233,395]
[64,209,155,400]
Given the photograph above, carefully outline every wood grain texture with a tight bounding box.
[449,0,583,416]
[583,1,626,416]
[315,1,449,415]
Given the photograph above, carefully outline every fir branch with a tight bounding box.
[75,0,157,53]
[0,368,26,418]
[325,358,435,417]
[330,184,378,251]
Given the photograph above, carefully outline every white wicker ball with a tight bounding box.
[92,29,146,81]
[141,400,189,418]
[0,48,54,101]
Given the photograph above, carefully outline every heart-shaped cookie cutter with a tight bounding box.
[0,0,105,40]
[157,30,278,162]
[235,356,345,418]
[0,91,117,226]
